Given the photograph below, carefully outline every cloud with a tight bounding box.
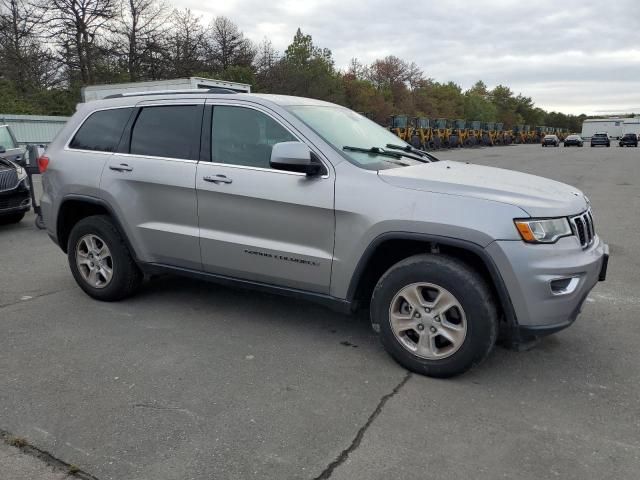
[174,0,640,115]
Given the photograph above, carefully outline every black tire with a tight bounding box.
[0,212,25,225]
[67,215,142,301]
[370,254,498,378]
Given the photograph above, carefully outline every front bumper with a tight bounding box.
[0,189,31,215]
[487,235,608,340]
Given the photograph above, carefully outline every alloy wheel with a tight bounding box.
[75,234,113,289]
[389,282,467,359]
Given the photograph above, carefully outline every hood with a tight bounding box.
[378,160,588,217]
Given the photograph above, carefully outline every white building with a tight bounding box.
[581,117,639,139]
[81,77,251,102]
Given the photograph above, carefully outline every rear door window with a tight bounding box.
[69,108,133,152]
[129,105,201,160]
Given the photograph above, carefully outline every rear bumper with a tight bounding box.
[487,236,608,340]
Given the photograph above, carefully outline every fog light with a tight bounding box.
[550,277,580,295]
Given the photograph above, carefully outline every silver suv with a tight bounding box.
[40,91,609,377]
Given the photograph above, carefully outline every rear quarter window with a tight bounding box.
[69,108,133,152]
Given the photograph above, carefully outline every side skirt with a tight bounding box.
[140,262,353,315]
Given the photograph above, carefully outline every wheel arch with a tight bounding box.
[346,233,518,329]
[57,195,138,260]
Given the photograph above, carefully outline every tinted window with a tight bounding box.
[0,126,16,149]
[211,106,296,169]
[69,108,132,152]
[130,105,201,160]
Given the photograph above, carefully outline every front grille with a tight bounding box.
[570,210,595,248]
[0,191,30,210]
[0,168,19,191]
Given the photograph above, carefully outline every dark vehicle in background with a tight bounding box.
[619,133,638,147]
[564,134,584,147]
[0,125,26,166]
[542,134,560,147]
[591,133,610,147]
[0,156,31,224]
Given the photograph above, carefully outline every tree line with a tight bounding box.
[1,0,588,131]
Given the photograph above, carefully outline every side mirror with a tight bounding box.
[270,141,324,176]
[0,146,5,154]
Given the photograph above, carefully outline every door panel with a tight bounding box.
[99,102,202,269]
[196,165,334,292]
[196,103,335,293]
[101,156,200,269]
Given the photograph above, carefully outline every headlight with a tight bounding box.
[514,217,572,244]
[17,175,30,191]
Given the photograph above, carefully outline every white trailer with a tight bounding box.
[81,77,251,102]
[623,118,640,136]
[581,118,625,139]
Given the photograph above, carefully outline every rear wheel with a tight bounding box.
[0,212,25,225]
[67,215,142,301]
[371,254,498,378]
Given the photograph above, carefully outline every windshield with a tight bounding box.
[286,105,421,170]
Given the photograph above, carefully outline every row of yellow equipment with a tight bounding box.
[388,116,569,150]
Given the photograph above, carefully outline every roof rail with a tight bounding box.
[104,87,238,99]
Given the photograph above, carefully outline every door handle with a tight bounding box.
[109,163,133,172]
[203,174,232,184]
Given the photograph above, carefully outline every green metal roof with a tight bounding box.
[0,113,70,145]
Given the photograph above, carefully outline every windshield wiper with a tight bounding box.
[344,146,415,166]
[385,143,439,162]
[342,145,425,165]
[342,146,413,166]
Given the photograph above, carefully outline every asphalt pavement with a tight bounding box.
[1,144,639,479]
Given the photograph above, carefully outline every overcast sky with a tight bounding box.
[176,0,640,115]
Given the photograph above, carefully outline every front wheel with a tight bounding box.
[371,254,498,378]
[67,215,142,301]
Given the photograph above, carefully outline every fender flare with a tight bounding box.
[345,232,518,329]
[57,194,140,262]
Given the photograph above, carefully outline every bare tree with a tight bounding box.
[346,57,366,80]
[254,37,277,73]
[113,0,168,81]
[207,16,255,72]
[165,8,206,77]
[0,0,51,91]
[405,61,423,90]
[367,55,409,89]
[41,0,116,85]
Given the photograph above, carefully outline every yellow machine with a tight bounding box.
[497,123,513,145]
[448,120,466,148]
[389,115,413,141]
[467,121,482,146]
[390,115,565,149]
[481,122,495,146]
[432,119,450,148]
[513,125,528,144]
[412,117,434,149]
